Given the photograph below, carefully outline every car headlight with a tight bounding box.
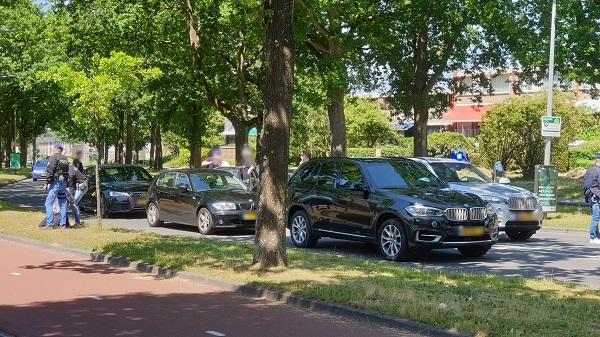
[480,195,507,205]
[108,191,129,197]
[211,202,237,211]
[405,205,444,217]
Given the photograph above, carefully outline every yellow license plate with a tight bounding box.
[135,198,148,207]
[241,211,257,221]
[517,212,537,221]
[457,226,484,237]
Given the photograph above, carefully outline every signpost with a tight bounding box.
[9,153,20,170]
[541,116,562,138]
[534,165,558,212]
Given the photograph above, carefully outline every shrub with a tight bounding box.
[479,93,589,178]
[347,148,376,157]
[569,140,600,169]
[427,132,475,157]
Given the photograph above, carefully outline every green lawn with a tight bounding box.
[511,175,583,201]
[0,167,30,187]
[544,205,590,230]
[0,200,598,337]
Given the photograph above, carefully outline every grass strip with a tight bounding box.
[0,200,597,337]
[0,168,30,187]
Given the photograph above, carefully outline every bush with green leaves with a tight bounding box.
[479,93,589,178]
[427,132,475,157]
[569,140,600,169]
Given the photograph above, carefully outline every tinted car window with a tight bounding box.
[35,160,48,168]
[338,162,365,189]
[364,160,445,189]
[159,172,177,188]
[313,161,337,189]
[291,162,318,185]
[190,172,247,191]
[176,173,191,188]
[429,162,491,183]
[101,166,153,183]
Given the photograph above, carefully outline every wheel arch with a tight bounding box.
[373,211,408,236]
[287,203,310,229]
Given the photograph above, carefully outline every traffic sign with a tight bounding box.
[9,153,20,170]
[534,165,558,212]
[541,116,561,137]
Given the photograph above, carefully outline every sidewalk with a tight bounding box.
[0,239,420,337]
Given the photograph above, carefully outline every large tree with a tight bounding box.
[374,0,518,156]
[253,0,294,269]
[294,0,379,156]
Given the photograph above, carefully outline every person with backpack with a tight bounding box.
[583,154,600,244]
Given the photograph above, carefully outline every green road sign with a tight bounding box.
[9,152,20,170]
[534,165,558,212]
[541,116,561,137]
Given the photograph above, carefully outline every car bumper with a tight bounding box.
[494,205,543,231]
[408,215,499,249]
[106,193,149,213]
[212,210,256,229]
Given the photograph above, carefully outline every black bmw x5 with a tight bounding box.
[287,157,499,261]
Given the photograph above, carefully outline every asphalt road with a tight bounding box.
[2,179,599,288]
[0,239,418,337]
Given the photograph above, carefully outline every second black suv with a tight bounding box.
[287,158,499,260]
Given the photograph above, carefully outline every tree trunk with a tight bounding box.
[19,133,27,167]
[252,0,294,269]
[125,111,134,164]
[232,120,249,165]
[0,136,3,169]
[116,111,124,163]
[154,124,163,170]
[412,25,430,157]
[95,128,103,226]
[327,86,346,156]
[103,137,109,164]
[31,136,36,165]
[413,98,429,156]
[149,123,155,168]
[190,104,202,168]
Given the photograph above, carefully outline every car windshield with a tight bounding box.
[364,160,445,189]
[100,166,153,182]
[429,162,491,183]
[190,172,247,191]
[34,160,48,168]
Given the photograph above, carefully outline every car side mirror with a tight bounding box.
[176,183,189,192]
[498,177,511,184]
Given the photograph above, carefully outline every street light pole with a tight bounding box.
[544,0,557,166]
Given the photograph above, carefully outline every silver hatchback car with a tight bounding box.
[413,157,543,241]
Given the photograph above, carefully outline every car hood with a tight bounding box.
[448,182,534,198]
[379,187,485,208]
[200,189,257,202]
[101,180,152,193]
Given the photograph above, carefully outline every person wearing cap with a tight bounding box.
[43,143,70,229]
[583,153,600,244]
[201,146,231,169]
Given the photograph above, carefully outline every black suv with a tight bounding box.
[287,158,499,260]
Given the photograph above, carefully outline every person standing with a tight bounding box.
[73,149,84,172]
[583,153,600,244]
[68,163,88,227]
[299,150,310,166]
[201,147,231,168]
[43,143,70,229]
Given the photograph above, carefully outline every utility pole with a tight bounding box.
[544,0,557,165]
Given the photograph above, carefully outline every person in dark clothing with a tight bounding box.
[73,149,84,172]
[43,143,70,229]
[583,153,600,244]
[67,163,88,227]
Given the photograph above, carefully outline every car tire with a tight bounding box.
[377,218,410,261]
[289,210,319,248]
[100,196,110,218]
[505,230,535,241]
[197,207,215,235]
[458,245,491,258]
[147,202,164,227]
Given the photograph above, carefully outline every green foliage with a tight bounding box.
[569,141,600,169]
[427,132,475,158]
[290,102,331,162]
[345,98,396,147]
[479,93,589,177]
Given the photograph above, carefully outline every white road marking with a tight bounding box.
[9,272,21,276]
[206,331,226,336]
[88,296,103,301]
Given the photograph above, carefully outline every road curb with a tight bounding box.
[0,233,468,337]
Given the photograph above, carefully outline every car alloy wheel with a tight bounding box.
[377,219,409,261]
[197,208,215,235]
[289,210,318,248]
[381,224,402,256]
[147,202,163,227]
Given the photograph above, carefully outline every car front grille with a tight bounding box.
[238,202,255,210]
[469,207,487,220]
[508,197,537,210]
[445,207,487,221]
[444,208,469,221]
